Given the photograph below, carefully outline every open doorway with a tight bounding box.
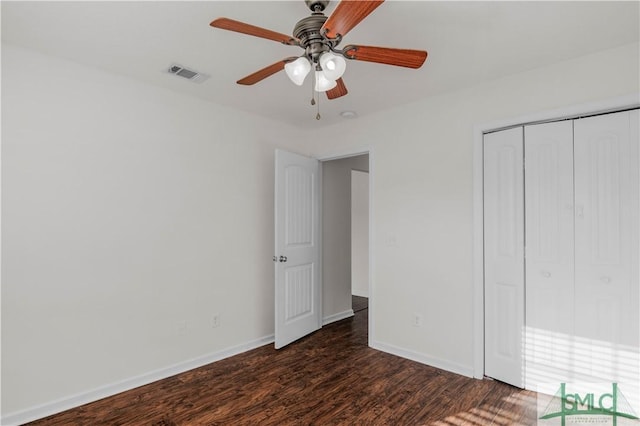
[321,154,369,333]
[350,169,369,314]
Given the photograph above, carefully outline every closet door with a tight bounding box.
[484,127,525,387]
[573,110,639,386]
[524,121,575,386]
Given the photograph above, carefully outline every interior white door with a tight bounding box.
[524,121,576,386]
[483,127,525,388]
[573,110,639,384]
[274,149,321,349]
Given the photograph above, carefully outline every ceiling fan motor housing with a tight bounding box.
[293,13,334,63]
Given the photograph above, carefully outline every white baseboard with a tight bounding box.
[1,335,275,426]
[371,340,475,379]
[322,309,354,326]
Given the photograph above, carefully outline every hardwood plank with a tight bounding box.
[351,295,368,312]
[28,310,537,425]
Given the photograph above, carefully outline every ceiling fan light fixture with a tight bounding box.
[319,52,346,81]
[210,0,427,105]
[284,57,311,86]
[314,70,337,92]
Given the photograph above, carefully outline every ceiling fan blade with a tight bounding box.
[344,45,427,69]
[237,57,298,85]
[326,78,348,100]
[321,1,385,39]
[210,18,299,46]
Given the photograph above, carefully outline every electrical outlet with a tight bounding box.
[177,320,187,335]
[412,313,423,327]
[212,314,221,328]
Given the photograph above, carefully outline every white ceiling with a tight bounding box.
[2,1,639,128]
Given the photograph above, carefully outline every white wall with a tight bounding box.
[321,155,368,321]
[308,42,640,376]
[351,170,369,298]
[1,44,307,420]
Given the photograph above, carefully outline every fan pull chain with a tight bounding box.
[309,70,321,120]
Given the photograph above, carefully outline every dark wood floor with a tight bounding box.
[352,295,368,313]
[29,307,538,425]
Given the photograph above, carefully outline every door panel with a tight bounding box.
[573,111,639,386]
[574,111,638,347]
[484,127,525,387]
[285,165,314,247]
[524,121,575,385]
[284,263,314,322]
[275,150,321,349]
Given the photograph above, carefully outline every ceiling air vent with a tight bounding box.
[167,64,210,84]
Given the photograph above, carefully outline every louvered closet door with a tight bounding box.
[573,110,639,388]
[483,127,525,388]
[524,121,575,386]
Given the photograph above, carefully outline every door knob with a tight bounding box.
[279,256,288,263]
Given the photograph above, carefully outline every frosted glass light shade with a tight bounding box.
[319,52,346,81]
[284,57,311,86]
[314,70,337,92]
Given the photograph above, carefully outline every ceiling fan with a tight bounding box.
[210,0,428,114]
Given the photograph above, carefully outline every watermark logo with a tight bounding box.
[539,383,639,425]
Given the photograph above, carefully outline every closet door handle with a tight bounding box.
[541,271,551,278]
[576,205,584,218]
